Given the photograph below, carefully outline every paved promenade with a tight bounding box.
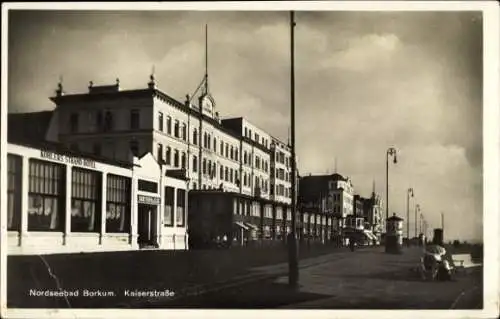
[271,246,483,309]
[158,245,482,309]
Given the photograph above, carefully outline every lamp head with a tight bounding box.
[393,155,397,164]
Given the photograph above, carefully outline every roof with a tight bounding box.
[8,111,53,144]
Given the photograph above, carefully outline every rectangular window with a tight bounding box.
[158,112,164,131]
[71,168,101,233]
[28,159,66,231]
[165,147,171,165]
[130,109,140,130]
[164,187,175,226]
[220,141,224,155]
[176,189,186,227]
[106,174,131,233]
[193,155,198,173]
[70,113,79,133]
[157,143,163,162]
[7,154,22,231]
[182,124,187,141]
[167,117,172,135]
[174,120,180,138]
[138,179,158,193]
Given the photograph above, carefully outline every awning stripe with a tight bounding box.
[234,221,249,230]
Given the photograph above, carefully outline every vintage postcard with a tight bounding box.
[1,1,498,319]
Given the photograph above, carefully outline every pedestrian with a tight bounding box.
[349,236,355,252]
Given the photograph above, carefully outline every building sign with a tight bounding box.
[138,195,161,205]
[40,151,96,168]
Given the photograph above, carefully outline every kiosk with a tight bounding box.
[385,213,404,254]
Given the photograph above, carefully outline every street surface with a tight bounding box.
[159,246,483,309]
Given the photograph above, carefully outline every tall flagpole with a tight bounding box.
[288,10,299,288]
[205,24,209,94]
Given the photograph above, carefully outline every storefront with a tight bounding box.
[6,142,189,255]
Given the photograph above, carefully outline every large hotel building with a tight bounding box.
[6,75,297,254]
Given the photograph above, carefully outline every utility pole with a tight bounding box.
[406,188,414,245]
[287,10,299,288]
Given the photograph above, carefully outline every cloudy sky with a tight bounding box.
[7,8,483,242]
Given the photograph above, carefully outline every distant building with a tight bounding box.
[187,190,295,249]
[299,173,354,245]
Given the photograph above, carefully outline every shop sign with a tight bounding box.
[40,150,96,168]
[138,195,161,205]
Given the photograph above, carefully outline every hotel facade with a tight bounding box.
[47,77,294,203]
[6,75,297,254]
[7,141,188,255]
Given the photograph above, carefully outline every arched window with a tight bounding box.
[192,155,198,173]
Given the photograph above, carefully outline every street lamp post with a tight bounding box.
[385,147,397,253]
[414,204,420,238]
[287,10,299,288]
[406,188,414,246]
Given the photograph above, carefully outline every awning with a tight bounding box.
[234,221,249,230]
[363,229,378,241]
[244,222,259,230]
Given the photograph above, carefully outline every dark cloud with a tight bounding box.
[7,9,483,242]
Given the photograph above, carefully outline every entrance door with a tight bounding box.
[137,204,159,248]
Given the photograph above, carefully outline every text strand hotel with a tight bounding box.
[7,75,294,254]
